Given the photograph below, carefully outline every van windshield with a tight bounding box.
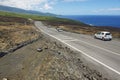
[106,33,111,35]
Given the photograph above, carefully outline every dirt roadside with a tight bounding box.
[0,16,41,58]
[0,33,111,80]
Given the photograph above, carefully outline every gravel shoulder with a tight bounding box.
[0,35,111,80]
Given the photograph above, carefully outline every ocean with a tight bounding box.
[59,15,120,28]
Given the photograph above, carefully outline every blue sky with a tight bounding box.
[0,0,120,15]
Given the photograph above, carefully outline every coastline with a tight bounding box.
[58,15,120,28]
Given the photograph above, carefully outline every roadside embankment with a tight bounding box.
[0,34,111,80]
[0,16,41,57]
[0,15,114,80]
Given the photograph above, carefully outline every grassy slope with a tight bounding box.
[0,11,88,26]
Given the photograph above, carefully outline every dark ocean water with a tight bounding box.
[59,15,120,28]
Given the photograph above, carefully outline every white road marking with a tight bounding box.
[59,34,120,56]
[77,39,120,56]
[59,35,78,41]
[37,25,120,75]
[64,39,79,42]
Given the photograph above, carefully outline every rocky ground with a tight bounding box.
[0,35,111,80]
[0,16,40,57]
[0,24,40,51]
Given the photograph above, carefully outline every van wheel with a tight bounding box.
[102,37,105,41]
[94,36,97,39]
[109,39,112,41]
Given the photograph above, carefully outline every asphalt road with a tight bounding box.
[35,21,120,79]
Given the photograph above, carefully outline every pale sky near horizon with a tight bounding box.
[0,0,120,15]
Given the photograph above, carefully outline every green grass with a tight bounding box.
[0,11,88,26]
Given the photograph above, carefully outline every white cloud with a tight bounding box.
[93,8,120,13]
[43,3,52,10]
[0,0,54,10]
[108,8,120,11]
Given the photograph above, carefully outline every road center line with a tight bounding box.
[64,39,79,42]
[59,34,120,56]
[77,39,120,56]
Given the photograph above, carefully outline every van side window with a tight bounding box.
[97,32,100,34]
[106,33,111,35]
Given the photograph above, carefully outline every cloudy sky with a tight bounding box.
[0,0,120,15]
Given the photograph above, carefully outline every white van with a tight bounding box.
[56,28,63,32]
[94,31,112,41]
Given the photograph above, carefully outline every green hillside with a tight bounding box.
[0,11,88,26]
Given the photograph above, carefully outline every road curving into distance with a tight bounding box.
[35,21,120,80]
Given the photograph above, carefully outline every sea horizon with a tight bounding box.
[59,15,120,28]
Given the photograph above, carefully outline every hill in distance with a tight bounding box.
[0,5,56,16]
